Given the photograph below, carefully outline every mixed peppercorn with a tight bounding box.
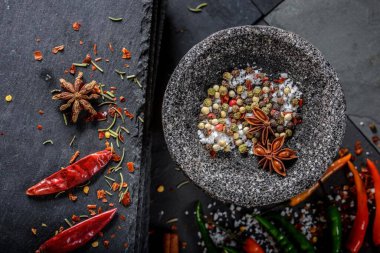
[198,66,303,175]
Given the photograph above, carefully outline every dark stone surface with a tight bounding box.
[162,26,346,207]
[265,0,380,122]
[164,0,262,65]
[251,0,284,15]
[0,1,154,252]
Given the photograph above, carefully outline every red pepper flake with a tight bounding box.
[69,151,80,164]
[34,51,43,61]
[71,214,80,222]
[372,135,379,145]
[98,131,105,140]
[120,214,126,221]
[38,110,44,115]
[121,47,131,59]
[102,198,108,203]
[93,44,98,55]
[127,162,135,173]
[112,153,121,162]
[109,203,114,207]
[31,227,37,235]
[68,193,78,202]
[111,233,116,239]
[119,96,125,102]
[95,57,102,62]
[97,189,106,199]
[124,64,130,68]
[69,64,76,75]
[79,40,84,45]
[111,182,120,192]
[91,65,97,71]
[37,124,43,130]
[89,209,96,216]
[35,37,41,43]
[124,109,134,119]
[51,45,64,54]
[108,42,114,53]
[103,240,110,248]
[72,22,81,31]
[87,204,97,209]
[123,242,129,248]
[83,54,92,64]
[98,206,103,214]
[354,140,363,155]
[121,191,131,207]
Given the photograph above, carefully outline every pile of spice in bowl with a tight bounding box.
[197,65,303,176]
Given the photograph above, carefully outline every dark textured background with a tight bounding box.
[0,1,155,252]
[149,0,380,252]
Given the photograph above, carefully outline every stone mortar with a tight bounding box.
[162,25,346,207]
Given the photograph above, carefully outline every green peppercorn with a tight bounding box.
[219,86,228,96]
[292,98,299,107]
[266,103,272,109]
[236,85,244,94]
[221,103,229,111]
[232,105,239,112]
[246,132,254,139]
[238,144,248,153]
[233,112,241,119]
[223,72,233,80]
[251,102,259,108]
[247,91,254,97]
[252,137,258,144]
[245,105,252,112]
[262,107,270,115]
[285,129,293,137]
[253,87,261,95]
[242,121,249,127]
[230,123,238,132]
[208,88,216,96]
[277,117,284,125]
[203,98,212,107]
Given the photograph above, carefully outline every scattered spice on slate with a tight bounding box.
[188,2,208,12]
[157,185,165,193]
[369,122,377,133]
[121,47,131,59]
[52,45,64,54]
[37,124,43,130]
[43,139,53,145]
[31,228,37,235]
[109,17,123,22]
[5,95,12,102]
[69,151,80,164]
[354,140,363,155]
[38,110,44,115]
[34,50,43,61]
[72,21,81,31]
[83,185,90,195]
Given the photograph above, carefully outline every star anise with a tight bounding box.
[245,107,274,145]
[52,71,100,123]
[253,135,297,176]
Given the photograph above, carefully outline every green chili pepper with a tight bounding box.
[255,215,297,253]
[328,206,342,253]
[195,201,219,253]
[222,246,239,253]
[268,214,315,253]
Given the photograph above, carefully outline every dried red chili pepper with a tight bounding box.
[243,237,264,253]
[26,150,112,196]
[35,208,117,253]
[345,161,369,253]
[367,159,380,246]
[290,154,352,206]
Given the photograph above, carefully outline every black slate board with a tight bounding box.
[0,1,155,252]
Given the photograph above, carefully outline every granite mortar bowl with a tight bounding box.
[162,25,346,207]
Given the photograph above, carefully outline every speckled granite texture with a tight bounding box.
[162,26,346,207]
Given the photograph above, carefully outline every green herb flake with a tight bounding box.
[43,140,54,145]
[108,17,123,22]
